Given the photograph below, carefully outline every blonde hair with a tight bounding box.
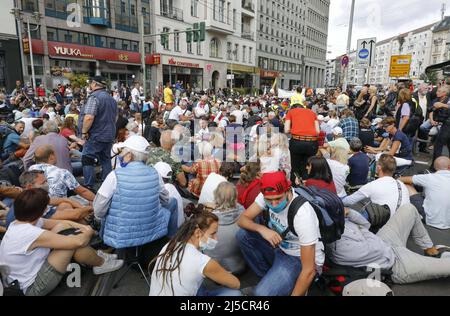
[331,147,349,165]
[213,182,237,210]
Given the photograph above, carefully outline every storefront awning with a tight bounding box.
[426,60,450,73]
[228,64,258,74]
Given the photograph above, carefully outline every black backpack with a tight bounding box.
[284,186,345,244]
[403,98,424,136]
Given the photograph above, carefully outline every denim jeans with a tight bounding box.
[162,198,179,238]
[432,123,450,164]
[82,140,113,188]
[236,229,302,296]
[196,285,242,297]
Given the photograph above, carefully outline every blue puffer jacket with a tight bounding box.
[102,162,170,249]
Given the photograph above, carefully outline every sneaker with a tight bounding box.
[97,250,118,261]
[93,258,124,275]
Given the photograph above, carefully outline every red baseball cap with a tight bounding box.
[260,172,291,196]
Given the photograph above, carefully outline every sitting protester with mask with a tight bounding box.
[149,209,241,296]
[237,172,324,296]
[94,135,178,250]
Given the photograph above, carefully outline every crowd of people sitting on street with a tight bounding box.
[0,77,449,296]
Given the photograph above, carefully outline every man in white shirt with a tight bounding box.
[168,100,192,127]
[343,154,410,216]
[400,156,450,230]
[231,105,244,126]
[194,95,210,119]
[237,172,323,296]
[131,83,140,113]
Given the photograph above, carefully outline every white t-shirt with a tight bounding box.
[20,117,37,136]
[327,118,340,129]
[255,189,325,266]
[168,106,185,122]
[198,173,227,206]
[231,110,244,125]
[165,183,185,228]
[413,171,450,230]
[149,243,210,296]
[0,219,50,293]
[194,103,210,118]
[131,88,140,104]
[347,177,410,216]
[327,159,350,198]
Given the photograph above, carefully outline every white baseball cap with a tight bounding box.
[343,279,394,296]
[118,135,150,154]
[153,162,173,179]
[332,126,343,136]
[317,115,325,121]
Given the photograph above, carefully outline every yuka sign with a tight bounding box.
[47,42,160,65]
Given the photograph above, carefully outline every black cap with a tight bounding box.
[89,76,107,86]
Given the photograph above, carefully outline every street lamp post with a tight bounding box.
[343,0,356,92]
[11,8,41,91]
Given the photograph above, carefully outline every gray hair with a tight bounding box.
[197,141,213,158]
[19,170,44,188]
[42,120,60,134]
[213,182,237,210]
[122,148,149,163]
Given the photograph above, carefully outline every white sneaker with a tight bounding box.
[97,250,118,261]
[93,258,124,275]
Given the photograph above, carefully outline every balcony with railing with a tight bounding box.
[241,0,255,17]
[241,32,255,41]
[160,6,183,21]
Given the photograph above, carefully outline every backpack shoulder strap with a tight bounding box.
[283,190,309,238]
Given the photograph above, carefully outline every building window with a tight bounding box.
[162,27,170,50]
[174,31,180,52]
[22,0,38,12]
[210,38,220,58]
[191,0,198,17]
[242,46,246,63]
[197,41,202,55]
[234,44,239,61]
[187,41,193,54]
[226,42,232,60]
[249,47,253,64]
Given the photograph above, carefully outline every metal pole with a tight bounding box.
[139,12,146,96]
[13,9,26,84]
[27,17,37,91]
[343,0,356,91]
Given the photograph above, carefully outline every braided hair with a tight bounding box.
[149,207,218,295]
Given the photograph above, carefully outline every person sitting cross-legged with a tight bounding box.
[0,189,123,296]
[327,204,450,285]
[29,145,95,202]
[94,135,179,250]
[237,171,324,296]
[1,170,93,226]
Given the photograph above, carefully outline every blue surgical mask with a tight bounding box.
[199,237,218,252]
[265,198,289,214]
[118,155,129,168]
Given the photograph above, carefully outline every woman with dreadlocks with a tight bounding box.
[149,208,242,296]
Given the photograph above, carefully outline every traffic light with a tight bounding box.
[193,23,199,42]
[186,28,193,43]
[199,22,206,42]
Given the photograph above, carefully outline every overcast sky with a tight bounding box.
[327,0,450,59]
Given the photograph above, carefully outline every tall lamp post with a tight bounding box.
[343,0,356,92]
[11,8,41,91]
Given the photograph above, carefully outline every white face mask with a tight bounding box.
[199,236,218,252]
